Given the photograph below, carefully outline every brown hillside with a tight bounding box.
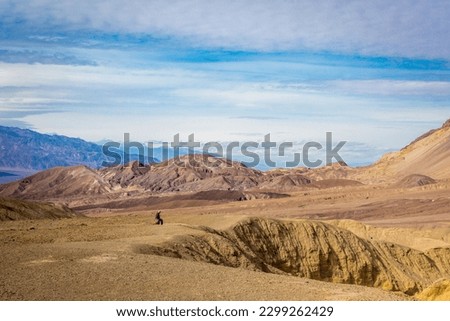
[394,174,436,188]
[0,165,111,199]
[259,173,313,191]
[0,155,264,200]
[99,161,150,187]
[130,155,262,192]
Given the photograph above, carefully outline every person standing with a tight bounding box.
[154,211,163,225]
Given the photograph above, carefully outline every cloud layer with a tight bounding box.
[2,0,450,59]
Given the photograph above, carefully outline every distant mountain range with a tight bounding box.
[0,126,106,170]
[0,119,449,211]
[0,126,159,175]
[1,118,450,197]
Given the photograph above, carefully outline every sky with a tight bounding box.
[0,0,449,167]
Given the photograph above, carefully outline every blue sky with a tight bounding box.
[0,0,450,166]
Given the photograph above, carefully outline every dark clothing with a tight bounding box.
[155,211,163,225]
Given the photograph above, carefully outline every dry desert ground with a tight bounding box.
[1,183,449,301]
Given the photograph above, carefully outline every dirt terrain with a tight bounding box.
[0,120,450,301]
[0,211,416,301]
[1,182,449,301]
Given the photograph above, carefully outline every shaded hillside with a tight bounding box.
[0,126,158,171]
[0,197,78,220]
[0,126,107,170]
[138,217,450,295]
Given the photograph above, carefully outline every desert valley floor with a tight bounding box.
[1,182,450,301]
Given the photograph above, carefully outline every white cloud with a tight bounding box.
[0,63,207,88]
[2,0,450,59]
